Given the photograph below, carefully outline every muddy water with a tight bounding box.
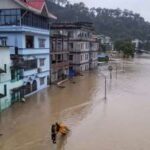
[1,56,150,150]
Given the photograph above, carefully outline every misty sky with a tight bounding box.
[69,0,150,21]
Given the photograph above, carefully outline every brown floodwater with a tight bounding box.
[1,55,150,150]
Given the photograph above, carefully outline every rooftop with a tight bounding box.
[51,22,94,31]
[14,0,57,19]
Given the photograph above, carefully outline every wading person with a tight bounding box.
[51,124,57,144]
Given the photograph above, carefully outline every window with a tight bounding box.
[11,69,23,81]
[68,31,73,38]
[57,41,62,50]
[69,43,73,49]
[26,35,34,48]
[80,55,82,61]
[0,37,7,46]
[85,54,89,60]
[21,10,49,29]
[39,58,45,66]
[39,39,46,48]
[24,59,37,70]
[0,9,21,26]
[69,55,73,61]
[40,77,45,85]
[57,54,62,62]
[63,42,67,50]
[81,43,84,49]
[86,43,89,49]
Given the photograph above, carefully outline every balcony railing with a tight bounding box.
[11,56,37,71]
[10,48,50,55]
[52,61,69,70]
[51,49,69,54]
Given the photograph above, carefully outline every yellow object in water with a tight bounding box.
[58,123,69,135]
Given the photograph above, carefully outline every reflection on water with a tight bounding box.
[1,55,150,150]
[56,134,68,150]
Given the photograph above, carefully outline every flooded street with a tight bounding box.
[1,55,150,150]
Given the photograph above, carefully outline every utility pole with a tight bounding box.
[108,65,113,80]
[104,75,107,100]
[116,63,118,79]
[123,59,125,72]
[100,72,107,100]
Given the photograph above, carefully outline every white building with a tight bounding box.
[132,39,142,50]
[0,0,56,96]
[98,34,114,51]
[0,40,24,111]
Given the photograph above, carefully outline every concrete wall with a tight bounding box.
[0,47,11,83]
[72,53,89,64]
[0,47,11,111]
[73,63,89,72]
[73,42,90,52]
[0,47,23,111]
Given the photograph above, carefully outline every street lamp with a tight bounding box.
[122,58,125,72]
[108,65,113,80]
[115,63,118,79]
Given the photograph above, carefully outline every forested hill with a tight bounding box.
[46,0,150,41]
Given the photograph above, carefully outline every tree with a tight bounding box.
[115,40,135,58]
[46,0,150,42]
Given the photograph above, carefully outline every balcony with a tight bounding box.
[51,50,69,54]
[0,65,6,74]
[52,61,69,70]
[24,60,37,71]
[10,48,50,55]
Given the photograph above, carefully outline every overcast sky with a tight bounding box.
[69,0,150,22]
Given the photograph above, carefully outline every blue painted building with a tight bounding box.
[0,0,56,97]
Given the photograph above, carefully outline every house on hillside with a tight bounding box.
[132,39,143,51]
[0,0,56,98]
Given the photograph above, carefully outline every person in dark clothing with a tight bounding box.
[51,124,57,144]
[55,122,60,132]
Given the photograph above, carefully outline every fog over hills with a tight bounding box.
[47,0,150,41]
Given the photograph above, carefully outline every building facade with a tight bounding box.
[0,40,24,112]
[50,34,69,83]
[89,35,99,69]
[51,22,99,74]
[0,0,56,97]
[132,39,142,51]
[98,35,114,51]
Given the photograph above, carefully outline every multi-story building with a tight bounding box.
[89,35,99,69]
[0,39,24,112]
[0,0,56,96]
[98,34,114,51]
[132,39,142,51]
[50,33,69,83]
[51,22,98,74]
